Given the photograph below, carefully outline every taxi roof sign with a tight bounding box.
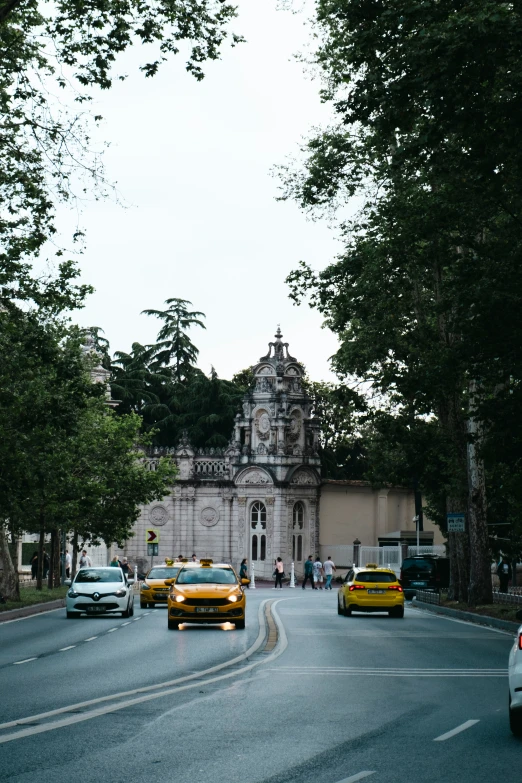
[365,563,378,568]
[200,558,213,567]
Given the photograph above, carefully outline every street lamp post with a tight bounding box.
[353,538,361,568]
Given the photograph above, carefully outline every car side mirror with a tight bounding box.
[241,578,250,586]
[127,578,135,585]
[164,578,175,585]
[64,579,71,586]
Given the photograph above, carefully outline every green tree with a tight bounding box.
[142,298,206,381]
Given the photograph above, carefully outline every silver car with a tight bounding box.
[508,624,522,735]
[65,567,134,618]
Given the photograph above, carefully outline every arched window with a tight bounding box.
[293,501,304,530]
[292,534,303,562]
[251,501,267,530]
[260,535,266,561]
[252,535,258,561]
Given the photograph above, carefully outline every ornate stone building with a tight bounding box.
[126,329,322,578]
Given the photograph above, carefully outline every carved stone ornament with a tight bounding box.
[150,505,168,526]
[237,496,247,506]
[265,496,275,506]
[200,506,219,527]
[237,469,271,485]
[255,411,271,440]
[291,470,316,485]
[287,411,301,443]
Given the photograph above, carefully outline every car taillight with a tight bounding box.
[519,633,522,651]
[388,585,403,592]
[349,584,365,591]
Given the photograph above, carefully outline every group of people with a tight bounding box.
[30,549,73,579]
[302,556,337,590]
[236,555,337,590]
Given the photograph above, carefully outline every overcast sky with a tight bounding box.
[60,1,344,381]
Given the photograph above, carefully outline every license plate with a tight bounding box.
[367,589,385,594]
[86,606,105,613]
[155,594,167,599]
[411,581,427,587]
[195,607,218,613]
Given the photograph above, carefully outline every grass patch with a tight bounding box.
[441,595,520,623]
[0,584,68,613]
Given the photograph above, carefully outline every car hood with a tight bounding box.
[174,584,239,596]
[73,582,125,593]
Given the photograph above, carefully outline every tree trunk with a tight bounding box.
[36,522,45,590]
[71,530,79,579]
[0,524,20,601]
[50,528,60,588]
[467,380,492,606]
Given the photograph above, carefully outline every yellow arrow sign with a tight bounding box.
[146,528,160,544]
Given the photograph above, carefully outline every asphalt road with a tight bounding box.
[0,590,519,783]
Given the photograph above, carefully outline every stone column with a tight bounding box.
[265,496,275,560]
[237,497,247,564]
[309,498,318,557]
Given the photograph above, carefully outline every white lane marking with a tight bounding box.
[0,608,62,626]
[265,667,505,678]
[84,637,97,642]
[132,617,142,621]
[121,622,131,626]
[0,598,294,744]
[59,646,76,651]
[336,774,375,783]
[13,658,38,665]
[106,628,118,633]
[433,719,480,741]
[408,607,514,636]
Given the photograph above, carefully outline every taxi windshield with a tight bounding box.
[147,567,180,579]
[75,569,122,583]
[177,567,237,585]
[356,571,397,583]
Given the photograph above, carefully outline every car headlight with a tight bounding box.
[228,593,242,603]
[141,583,151,590]
[67,589,78,598]
[175,594,185,603]
[114,589,127,597]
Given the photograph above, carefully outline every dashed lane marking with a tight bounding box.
[59,646,76,651]
[84,637,97,642]
[106,628,118,633]
[433,719,480,741]
[121,622,131,626]
[336,773,375,783]
[13,658,37,665]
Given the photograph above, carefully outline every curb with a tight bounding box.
[412,597,520,634]
[0,599,65,623]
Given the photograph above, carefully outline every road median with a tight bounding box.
[412,596,520,634]
[0,598,65,623]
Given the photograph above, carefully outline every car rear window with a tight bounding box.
[402,559,435,573]
[356,571,397,583]
[75,569,122,583]
[176,567,237,585]
[147,567,180,579]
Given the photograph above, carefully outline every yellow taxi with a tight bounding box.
[338,563,404,618]
[167,560,249,630]
[140,564,182,608]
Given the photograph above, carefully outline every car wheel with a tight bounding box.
[235,619,246,629]
[168,619,180,630]
[122,602,131,618]
[140,602,147,609]
[389,607,404,618]
[337,599,342,615]
[129,602,134,617]
[66,611,77,619]
[509,697,522,736]
[343,599,352,617]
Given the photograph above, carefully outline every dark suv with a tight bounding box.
[400,555,450,599]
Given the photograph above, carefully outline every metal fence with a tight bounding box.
[407,545,446,557]
[493,590,522,606]
[319,545,354,568]
[415,590,441,605]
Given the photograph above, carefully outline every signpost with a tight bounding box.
[146,529,160,568]
[447,513,466,533]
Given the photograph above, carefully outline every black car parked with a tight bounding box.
[400,555,450,599]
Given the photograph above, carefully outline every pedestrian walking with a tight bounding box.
[273,557,284,589]
[65,550,71,578]
[110,555,120,567]
[313,557,324,589]
[30,551,38,580]
[239,558,249,584]
[79,549,92,568]
[120,557,131,577]
[323,556,336,589]
[42,548,50,578]
[302,555,316,590]
[497,557,512,593]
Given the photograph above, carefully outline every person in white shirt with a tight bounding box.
[312,557,324,589]
[79,549,92,568]
[65,550,72,578]
[322,556,337,590]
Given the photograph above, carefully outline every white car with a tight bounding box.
[508,624,522,735]
[65,567,134,618]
